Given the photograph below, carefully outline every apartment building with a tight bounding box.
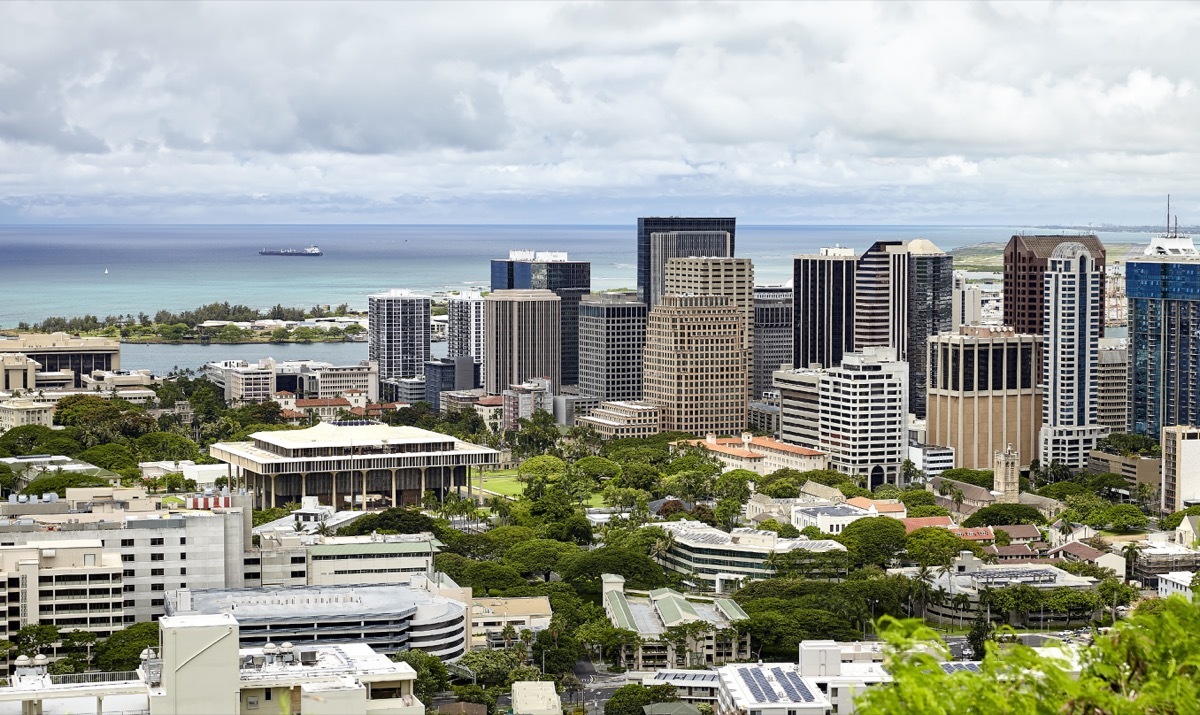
[0,540,125,643]
[576,401,662,439]
[1162,425,1200,514]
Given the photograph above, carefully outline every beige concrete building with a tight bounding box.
[1096,338,1129,432]
[1087,449,1161,491]
[0,397,55,433]
[644,295,747,436]
[0,353,40,393]
[0,540,125,645]
[926,326,1043,469]
[663,257,755,401]
[577,400,662,439]
[0,333,120,388]
[1162,425,1200,514]
[210,422,498,509]
[484,290,561,395]
[511,681,562,715]
[676,433,827,475]
[472,596,553,648]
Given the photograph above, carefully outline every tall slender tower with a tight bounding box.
[578,292,647,401]
[484,290,561,395]
[752,285,793,399]
[368,289,431,381]
[447,291,486,368]
[1038,243,1106,469]
[637,217,736,308]
[792,247,857,370]
[1004,234,1107,335]
[854,239,951,418]
[490,251,590,386]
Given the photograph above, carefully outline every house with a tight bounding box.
[994,524,1043,544]
[1048,541,1127,580]
[950,526,995,544]
[844,497,907,519]
[1176,515,1200,548]
[982,544,1037,562]
[901,516,956,533]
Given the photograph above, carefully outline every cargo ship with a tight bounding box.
[260,245,323,256]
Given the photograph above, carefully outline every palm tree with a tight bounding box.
[500,623,517,649]
[1121,542,1142,582]
[953,593,972,630]
[930,586,950,625]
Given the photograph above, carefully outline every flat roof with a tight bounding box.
[176,583,460,621]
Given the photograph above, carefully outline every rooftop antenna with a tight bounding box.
[1167,195,1171,236]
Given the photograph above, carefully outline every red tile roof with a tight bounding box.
[901,516,956,533]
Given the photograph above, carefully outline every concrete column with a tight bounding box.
[419,467,427,503]
[390,469,398,507]
[332,472,338,511]
[301,473,307,499]
[96,695,103,715]
[269,476,276,509]
[361,471,368,512]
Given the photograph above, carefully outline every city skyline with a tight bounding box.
[1,2,1198,225]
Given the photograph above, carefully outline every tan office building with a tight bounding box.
[484,290,561,394]
[643,295,747,436]
[926,326,1042,469]
[0,333,119,388]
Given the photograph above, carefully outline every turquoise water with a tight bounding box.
[0,223,1044,328]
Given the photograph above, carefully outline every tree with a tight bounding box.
[714,469,755,503]
[572,456,622,484]
[604,684,678,715]
[392,649,451,708]
[93,622,159,671]
[337,507,436,536]
[905,527,981,567]
[13,624,59,657]
[961,503,1046,528]
[838,516,908,568]
[908,504,952,518]
[561,546,670,592]
[79,443,138,472]
[899,489,937,508]
[613,462,661,492]
[1160,505,1200,531]
[459,648,523,686]
[1101,503,1149,533]
[22,471,110,498]
[503,539,580,581]
[134,431,202,462]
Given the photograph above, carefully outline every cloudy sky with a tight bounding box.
[1,1,1198,225]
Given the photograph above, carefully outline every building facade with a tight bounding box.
[491,251,590,386]
[793,247,857,370]
[369,290,432,381]
[752,285,792,399]
[447,291,486,369]
[424,357,480,411]
[209,422,498,509]
[638,217,736,308]
[1162,425,1200,514]
[1004,234,1107,336]
[577,292,647,401]
[818,349,909,488]
[643,295,747,437]
[483,290,561,395]
[1127,239,1200,438]
[576,401,662,439]
[1039,243,1106,469]
[0,334,120,388]
[1096,338,1129,432]
[926,326,1043,469]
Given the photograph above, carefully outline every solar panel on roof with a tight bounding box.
[737,669,763,701]
[770,668,802,701]
[782,670,816,702]
[751,669,778,702]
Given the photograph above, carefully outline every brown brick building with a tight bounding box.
[1004,234,1106,335]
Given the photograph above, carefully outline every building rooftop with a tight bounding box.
[171,583,462,622]
[719,663,829,708]
[654,519,846,554]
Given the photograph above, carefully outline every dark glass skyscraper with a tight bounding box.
[637,217,736,306]
[793,247,857,370]
[1128,255,1200,438]
[491,251,590,386]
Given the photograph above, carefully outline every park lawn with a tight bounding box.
[480,475,607,507]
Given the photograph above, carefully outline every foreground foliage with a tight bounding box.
[857,595,1200,715]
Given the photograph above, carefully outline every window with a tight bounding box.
[291,570,306,578]
[151,584,164,592]
[121,554,135,563]
[120,539,134,548]
[123,599,135,608]
[290,556,306,564]
[180,538,187,545]
[180,553,186,561]
[150,538,164,546]
[151,569,164,577]
[246,572,261,580]
[123,569,135,577]
[151,554,164,562]
[151,599,164,607]
[180,568,186,576]
[123,585,135,593]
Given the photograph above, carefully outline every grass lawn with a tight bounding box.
[479,474,606,506]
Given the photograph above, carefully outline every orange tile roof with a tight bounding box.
[951,526,995,541]
[295,398,351,408]
[745,436,826,456]
[901,516,956,533]
[845,497,906,513]
[476,396,504,406]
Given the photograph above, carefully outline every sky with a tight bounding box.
[1,1,1198,226]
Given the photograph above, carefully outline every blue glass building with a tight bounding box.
[1127,257,1200,438]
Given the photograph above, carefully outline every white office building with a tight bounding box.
[1039,243,1107,470]
[448,291,486,369]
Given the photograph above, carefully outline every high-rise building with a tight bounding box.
[447,291,486,368]
[1161,425,1200,514]
[578,292,647,401]
[1039,243,1106,469]
[424,357,481,411]
[646,230,735,310]
[368,289,431,381]
[752,285,793,399]
[1128,233,1200,438]
[1004,234,1107,336]
[952,271,984,327]
[926,326,1043,469]
[792,247,857,370]
[643,295,747,436]
[1096,338,1129,433]
[773,367,821,449]
[491,251,590,386]
[853,239,952,418]
[663,257,755,401]
[484,290,561,395]
[637,217,736,308]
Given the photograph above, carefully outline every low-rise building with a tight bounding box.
[502,378,554,432]
[1131,541,1200,588]
[1087,449,1160,492]
[642,671,721,707]
[676,433,827,475]
[471,596,553,648]
[790,504,874,536]
[0,397,55,433]
[0,540,125,646]
[1157,570,1196,599]
[715,662,830,715]
[577,400,662,439]
[907,444,955,478]
[601,575,750,670]
[652,519,846,592]
[167,576,470,660]
[1047,542,1127,580]
[511,681,562,715]
[205,359,277,405]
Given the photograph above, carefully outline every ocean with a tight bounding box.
[0,223,1151,373]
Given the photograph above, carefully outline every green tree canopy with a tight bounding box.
[961,503,1046,528]
[503,539,580,581]
[604,684,678,715]
[459,648,524,686]
[560,546,671,592]
[79,443,138,472]
[907,505,952,518]
[1160,505,1200,531]
[338,507,436,536]
[22,471,110,498]
[838,516,908,568]
[93,622,159,671]
[899,489,937,508]
[134,431,202,462]
[391,649,450,707]
[905,527,982,566]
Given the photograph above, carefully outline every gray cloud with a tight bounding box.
[0,1,1199,224]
